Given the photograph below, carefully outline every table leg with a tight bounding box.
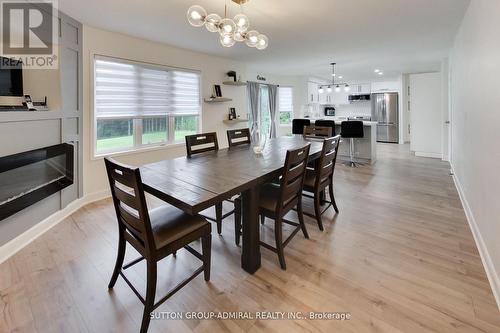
[241,185,261,273]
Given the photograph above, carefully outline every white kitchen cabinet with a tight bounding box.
[307,81,319,103]
[325,92,334,105]
[371,81,400,93]
[319,90,327,104]
[331,90,349,105]
[349,83,371,94]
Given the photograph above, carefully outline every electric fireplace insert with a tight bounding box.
[0,143,74,221]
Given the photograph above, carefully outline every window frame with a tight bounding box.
[91,54,202,159]
[278,86,294,127]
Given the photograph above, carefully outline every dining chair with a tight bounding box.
[227,128,251,147]
[234,144,311,270]
[301,135,341,231]
[314,119,336,136]
[185,132,219,157]
[292,119,311,135]
[105,158,211,333]
[303,125,332,138]
[185,132,234,235]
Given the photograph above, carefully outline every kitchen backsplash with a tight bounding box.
[334,102,371,118]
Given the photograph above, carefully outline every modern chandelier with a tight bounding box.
[187,0,269,50]
[319,63,350,93]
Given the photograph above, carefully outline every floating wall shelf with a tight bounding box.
[223,119,248,125]
[204,97,232,103]
[223,81,247,86]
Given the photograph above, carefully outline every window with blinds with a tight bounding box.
[278,87,293,125]
[93,56,201,156]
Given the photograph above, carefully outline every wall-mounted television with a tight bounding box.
[0,57,23,96]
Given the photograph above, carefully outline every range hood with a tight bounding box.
[348,94,371,102]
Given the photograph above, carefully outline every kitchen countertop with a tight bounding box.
[305,116,377,126]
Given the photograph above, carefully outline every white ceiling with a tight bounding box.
[59,0,470,81]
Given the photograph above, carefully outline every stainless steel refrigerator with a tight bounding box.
[371,93,399,143]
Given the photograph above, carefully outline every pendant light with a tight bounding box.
[187,0,268,50]
[319,63,350,94]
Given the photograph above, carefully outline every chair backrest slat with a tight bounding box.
[314,135,341,190]
[105,158,155,251]
[278,144,311,214]
[114,186,139,210]
[227,128,251,147]
[303,125,332,138]
[118,204,144,237]
[185,132,219,157]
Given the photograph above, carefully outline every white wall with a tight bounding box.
[409,72,443,158]
[449,0,500,307]
[82,25,249,195]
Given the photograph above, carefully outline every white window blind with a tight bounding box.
[279,87,293,113]
[94,57,200,118]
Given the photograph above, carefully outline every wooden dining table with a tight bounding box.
[140,135,324,274]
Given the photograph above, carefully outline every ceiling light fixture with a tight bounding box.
[374,69,380,73]
[319,63,350,94]
[378,72,384,75]
[187,0,268,50]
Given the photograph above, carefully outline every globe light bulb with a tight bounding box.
[344,84,351,92]
[327,86,332,93]
[234,30,245,42]
[255,34,269,50]
[335,85,341,93]
[220,34,235,47]
[245,30,259,47]
[187,5,207,27]
[318,87,324,94]
[219,18,236,36]
[205,13,221,32]
[234,14,250,33]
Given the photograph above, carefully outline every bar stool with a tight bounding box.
[340,121,364,167]
[314,120,336,137]
[292,119,311,135]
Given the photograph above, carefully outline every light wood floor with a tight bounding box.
[1,144,499,333]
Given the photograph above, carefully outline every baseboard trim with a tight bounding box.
[450,164,500,311]
[0,190,111,265]
[414,151,443,159]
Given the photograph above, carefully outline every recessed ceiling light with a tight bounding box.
[378,72,384,75]
[374,69,380,73]
[338,75,343,79]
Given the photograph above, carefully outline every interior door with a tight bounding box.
[409,73,442,156]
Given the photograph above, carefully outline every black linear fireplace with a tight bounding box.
[0,143,74,221]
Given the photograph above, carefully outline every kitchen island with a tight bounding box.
[308,117,377,164]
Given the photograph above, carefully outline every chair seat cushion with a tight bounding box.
[149,205,210,250]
